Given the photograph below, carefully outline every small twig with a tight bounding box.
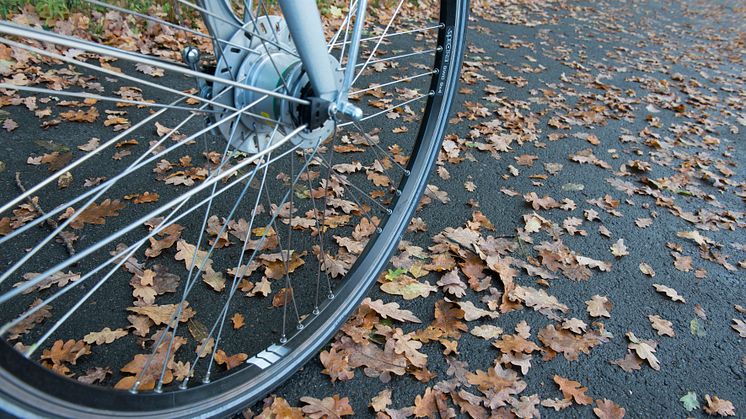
[15,172,76,256]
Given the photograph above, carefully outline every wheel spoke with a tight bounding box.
[0,117,306,296]
[176,0,300,58]
[82,0,260,58]
[179,140,319,388]
[0,36,239,113]
[350,69,436,96]
[0,0,458,409]
[328,24,441,48]
[0,84,217,114]
[147,120,263,392]
[350,0,405,85]
[0,22,308,106]
[340,92,431,126]
[341,48,437,72]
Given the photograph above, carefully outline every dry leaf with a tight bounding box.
[214,349,248,370]
[648,315,675,337]
[127,302,195,326]
[83,327,128,345]
[586,295,612,318]
[553,375,593,405]
[626,332,659,370]
[610,239,628,257]
[231,313,245,330]
[593,399,626,418]
[301,395,354,418]
[362,298,421,323]
[652,284,686,303]
[704,395,736,416]
[639,262,656,277]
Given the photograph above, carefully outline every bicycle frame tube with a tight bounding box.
[278,0,339,101]
[199,0,358,104]
[196,0,242,49]
[338,0,367,104]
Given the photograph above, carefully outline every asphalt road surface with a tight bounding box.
[0,0,743,418]
[263,0,746,417]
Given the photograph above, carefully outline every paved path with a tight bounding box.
[269,0,745,417]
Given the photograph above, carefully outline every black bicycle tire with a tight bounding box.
[0,1,468,417]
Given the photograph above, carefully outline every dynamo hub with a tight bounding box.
[209,16,343,153]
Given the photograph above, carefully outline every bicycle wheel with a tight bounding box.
[0,0,467,417]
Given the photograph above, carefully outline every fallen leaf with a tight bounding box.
[639,262,656,277]
[380,276,437,300]
[554,375,593,405]
[272,287,294,308]
[367,389,392,413]
[704,395,736,417]
[648,315,675,337]
[586,295,612,318]
[610,239,629,257]
[258,397,304,418]
[626,332,659,370]
[732,319,746,338]
[437,269,467,298]
[362,298,421,323]
[174,240,213,272]
[214,350,248,370]
[63,199,125,229]
[231,313,245,330]
[680,391,699,412]
[470,325,503,340]
[127,302,195,326]
[83,327,128,345]
[202,269,226,292]
[3,118,18,131]
[77,367,112,385]
[300,395,354,418]
[652,284,686,303]
[593,399,626,418]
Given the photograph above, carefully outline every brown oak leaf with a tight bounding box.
[362,298,421,323]
[704,395,736,416]
[300,395,354,419]
[586,295,613,318]
[83,327,128,345]
[554,375,593,405]
[593,399,626,418]
[214,350,248,370]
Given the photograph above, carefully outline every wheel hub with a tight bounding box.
[210,16,342,153]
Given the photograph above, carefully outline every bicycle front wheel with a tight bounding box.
[0,0,467,417]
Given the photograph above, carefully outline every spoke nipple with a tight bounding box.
[297,323,305,330]
[202,374,211,384]
[179,379,189,390]
[439,22,446,29]
[280,335,288,344]
[433,68,440,74]
[404,170,411,176]
[396,189,402,196]
[313,307,320,315]
[386,208,393,215]
[376,227,383,233]
[154,385,163,394]
[437,46,444,52]
[327,293,335,300]
[429,90,436,96]
[129,381,140,394]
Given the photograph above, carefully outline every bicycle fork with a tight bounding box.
[196,0,364,121]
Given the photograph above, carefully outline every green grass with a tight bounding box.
[0,0,176,23]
